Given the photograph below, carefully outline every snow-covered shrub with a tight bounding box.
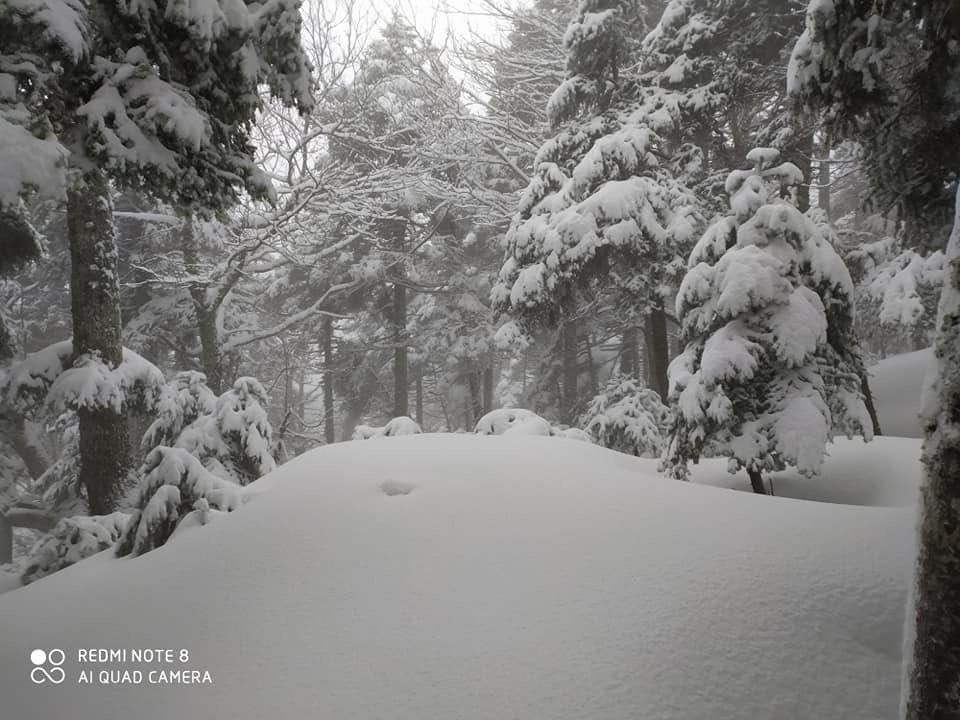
[116,447,245,558]
[474,409,553,436]
[353,417,423,439]
[175,377,276,486]
[665,148,871,487]
[383,416,422,436]
[581,377,668,457]
[141,371,217,451]
[352,424,384,440]
[551,426,594,443]
[21,512,130,584]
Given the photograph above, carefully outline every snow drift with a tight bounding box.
[0,434,916,720]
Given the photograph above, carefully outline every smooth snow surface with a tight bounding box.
[0,434,914,720]
[870,348,932,438]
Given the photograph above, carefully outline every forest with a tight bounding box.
[0,0,959,718]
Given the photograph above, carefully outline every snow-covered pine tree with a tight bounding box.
[141,371,217,451]
[116,446,244,557]
[174,377,276,486]
[664,148,871,493]
[492,0,700,416]
[1,0,312,513]
[581,376,668,457]
[640,0,815,212]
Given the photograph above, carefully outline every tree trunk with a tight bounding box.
[584,335,598,395]
[0,514,10,564]
[791,130,814,213]
[393,281,408,418]
[323,317,335,444]
[902,189,960,719]
[482,366,494,415]
[860,370,882,437]
[561,319,579,424]
[620,324,640,377]
[180,216,225,394]
[747,469,767,495]
[645,306,670,401]
[818,138,831,220]
[415,366,424,427]
[67,169,132,515]
[468,372,482,426]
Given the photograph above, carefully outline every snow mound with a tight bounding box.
[869,348,932,438]
[474,408,552,435]
[0,435,913,720]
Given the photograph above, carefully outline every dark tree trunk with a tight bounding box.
[561,319,579,424]
[818,138,831,220]
[393,281,408,418]
[791,130,814,213]
[67,169,132,515]
[0,312,14,362]
[468,372,482,426]
[584,335,598,395]
[415,366,424,427]
[0,514,10,564]
[747,469,767,495]
[482,366,494,415]
[323,317,335,444]
[906,442,960,719]
[645,307,670,401]
[903,193,960,719]
[860,371,882,437]
[620,324,640,377]
[180,216,224,394]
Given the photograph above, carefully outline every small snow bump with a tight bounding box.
[380,480,416,497]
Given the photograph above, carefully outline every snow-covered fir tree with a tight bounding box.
[116,446,245,557]
[174,377,277,486]
[492,0,700,418]
[581,376,668,457]
[664,148,871,493]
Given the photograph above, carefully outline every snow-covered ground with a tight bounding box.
[0,433,917,720]
[869,348,932,438]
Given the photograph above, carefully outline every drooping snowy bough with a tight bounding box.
[116,447,245,558]
[664,149,871,493]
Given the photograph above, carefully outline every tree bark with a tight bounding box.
[818,138,831,221]
[620,324,640,377]
[645,306,670,401]
[482,366,494,415]
[561,319,579,424]
[180,216,225,394]
[791,130,814,213]
[323,317,335,444]
[747,469,767,495]
[860,370,882,437]
[468,371,482,427]
[393,281,408,418]
[0,514,10,564]
[902,188,960,719]
[67,168,132,515]
[415,366,424,427]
